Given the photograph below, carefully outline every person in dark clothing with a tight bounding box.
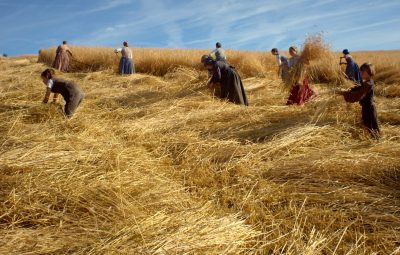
[342,49,362,85]
[201,55,248,106]
[337,62,379,138]
[41,69,85,118]
[201,54,214,78]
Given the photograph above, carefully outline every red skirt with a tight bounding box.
[286,76,315,105]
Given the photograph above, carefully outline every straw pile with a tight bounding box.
[301,34,331,62]
[1,48,400,254]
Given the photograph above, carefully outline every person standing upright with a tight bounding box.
[286,46,315,105]
[271,48,289,81]
[209,42,227,62]
[53,41,73,72]
[342,49,362,85]
[337,63,379,138]
[115,41,135,75]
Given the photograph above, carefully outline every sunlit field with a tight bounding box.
[1,44,400,254]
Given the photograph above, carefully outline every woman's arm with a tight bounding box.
[52,93,59,103]
[210,66,221,84]
[342,82,372,103]
[209,49,217,56]
[43,88,52,103]
[276,55,282,66]
[207,65,220,89]
[334,88,347,95]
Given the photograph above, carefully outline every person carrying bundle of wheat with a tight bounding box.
[201,55,248,106]
[286,46,315,105]
[115,41,135,75]
[52,41,73,72]
[336,63,380,138]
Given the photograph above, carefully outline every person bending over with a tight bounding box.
[201,55,248,106]
[41,68,85,118]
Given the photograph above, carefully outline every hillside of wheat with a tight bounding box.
[1,48,400,254]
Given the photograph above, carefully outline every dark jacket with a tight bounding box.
[345,58,362,85]
[208,61,248,106]
[343,79,379,134]
[51,78,83,102]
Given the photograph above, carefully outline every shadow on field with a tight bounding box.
[379,112,400,125]
[98,86,212,110]
[0,104,29,113]
[352,165,400,194]
[128,76,165,86]
[207,113,313,143]
[207,109,346,143]
[118,90,167,108]
[235,121,308,143]
[22,105,64,124]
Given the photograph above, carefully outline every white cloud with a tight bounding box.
[78,0,134,14]
[333,18,400,35]
[60,0,400,51]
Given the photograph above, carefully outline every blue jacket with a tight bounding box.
[345,58,362,85]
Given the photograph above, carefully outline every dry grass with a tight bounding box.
[38,38,400,88]
[38,46,274,78]
[1,47,400,254]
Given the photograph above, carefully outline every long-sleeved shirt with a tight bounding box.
[208,61,231,84]
[207,61,248,106]
[345,57,362,85]
[288,55,301,69]
[343,79,374,106]
[115,47,133,59]
[43,78,83,103]
[210,48,226,62]
[276,54,289,66]
[342,79,379,134]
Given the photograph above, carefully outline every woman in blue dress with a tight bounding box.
[115,41,135,75]
[342,49,362,85]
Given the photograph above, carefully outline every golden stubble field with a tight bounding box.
[0,48,400,254]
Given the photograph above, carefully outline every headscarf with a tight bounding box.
[201,55,215,65]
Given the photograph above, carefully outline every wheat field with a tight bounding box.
[1,45,400,254]
[38,47,274,78]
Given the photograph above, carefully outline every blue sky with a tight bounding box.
[1,0,400,56]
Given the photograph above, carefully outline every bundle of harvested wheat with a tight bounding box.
[284,34,347,89]
[301,34,331,62]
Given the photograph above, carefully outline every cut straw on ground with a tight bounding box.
[1,38,400,254]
